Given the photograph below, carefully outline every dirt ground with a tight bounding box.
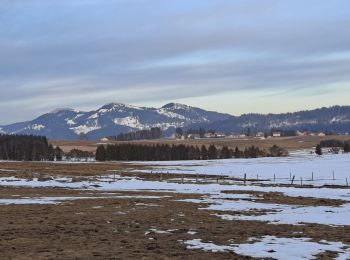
[51,135,350,153]
[1,187,349,260]
[0,162,349,259]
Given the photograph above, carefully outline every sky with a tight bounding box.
[0,0,350,124]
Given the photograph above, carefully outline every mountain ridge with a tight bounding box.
[1,104,349,140]
[0,102,231,140]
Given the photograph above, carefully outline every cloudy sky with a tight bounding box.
[0,0,350,124]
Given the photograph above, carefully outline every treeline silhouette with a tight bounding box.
[96,144,288,161]
[65,149,94,160]
[108,127,162,141]
[0,134,63,161]
[316,139,350,155]
[319,139,350,148]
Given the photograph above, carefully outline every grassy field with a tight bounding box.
[51,135,350,153]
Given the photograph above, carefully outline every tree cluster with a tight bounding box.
[110,127,162,141]
[317,139,350,154]
[65,149,94,160]
[0,134,63,161]
[96,144,287,161]
[319,139,346,148]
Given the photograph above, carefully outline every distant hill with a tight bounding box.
[190,106,350,134]
[0,102,230,140]
[1,104,349,140]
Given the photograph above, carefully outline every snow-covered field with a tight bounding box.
[135,150,350,187]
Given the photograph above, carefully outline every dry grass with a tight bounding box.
[0,187,349,259]
[51,135,350,153]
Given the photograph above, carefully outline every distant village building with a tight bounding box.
[204,133,214,138]
[228,134,246,139]
[272,131,281,137]
[255,132,265,138]
[186,134,201,140]
[100,137,109,142]
[214,133,226,138]
[204,132,226,138]
[296,131,304,136]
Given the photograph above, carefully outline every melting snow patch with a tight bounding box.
[183,197,350,226]
[147,228,177,235]
[185,236,350,259]
[187,230,197,235]
[92,206,103,209]
[215,203,350,226]
[135,203,159,207]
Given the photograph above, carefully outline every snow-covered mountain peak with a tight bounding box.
[161,102,192,110]
[98,102,142,112]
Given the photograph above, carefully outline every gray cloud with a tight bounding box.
[0,0,350,124]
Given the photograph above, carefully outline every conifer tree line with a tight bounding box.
[319,139,350,149]
[0,134,63,161]
[65,149,94,160]
[96,143,288,161]
[316,139,350,155]
[109,127,162,141]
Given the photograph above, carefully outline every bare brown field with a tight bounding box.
[51,135,350,154]
[0,188,349,259]
[0,162,349,259]
[0,161,142,178]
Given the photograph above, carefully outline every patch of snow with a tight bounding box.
[65,119,76,126]
[185,236,350,259]
[113,116,182,130]
[30,124,45,131]
[330,116,349,124]
[113,116,140,128]
[157,108,186,120]
[0,194,166,206]
[205,200,350,226]
[71,120,100,134]
[88,113,99,119]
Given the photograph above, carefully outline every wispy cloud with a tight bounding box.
[0,0,349,124]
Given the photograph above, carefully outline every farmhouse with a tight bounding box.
[272,131,282,137]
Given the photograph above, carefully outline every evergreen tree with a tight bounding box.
[220,146,231,159]
[344,142,350,153]
[106,145,116,161]
[234,147,241,158]
[208,145,218,160]
[315,144,322,156]
[201,145,208,160]
[175,128,183,139]
[48,144,55,161]
[55,146,63,161]
[96,145,107,161]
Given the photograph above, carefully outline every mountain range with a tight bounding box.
[0,103,230,140]
[0,103,349,140]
